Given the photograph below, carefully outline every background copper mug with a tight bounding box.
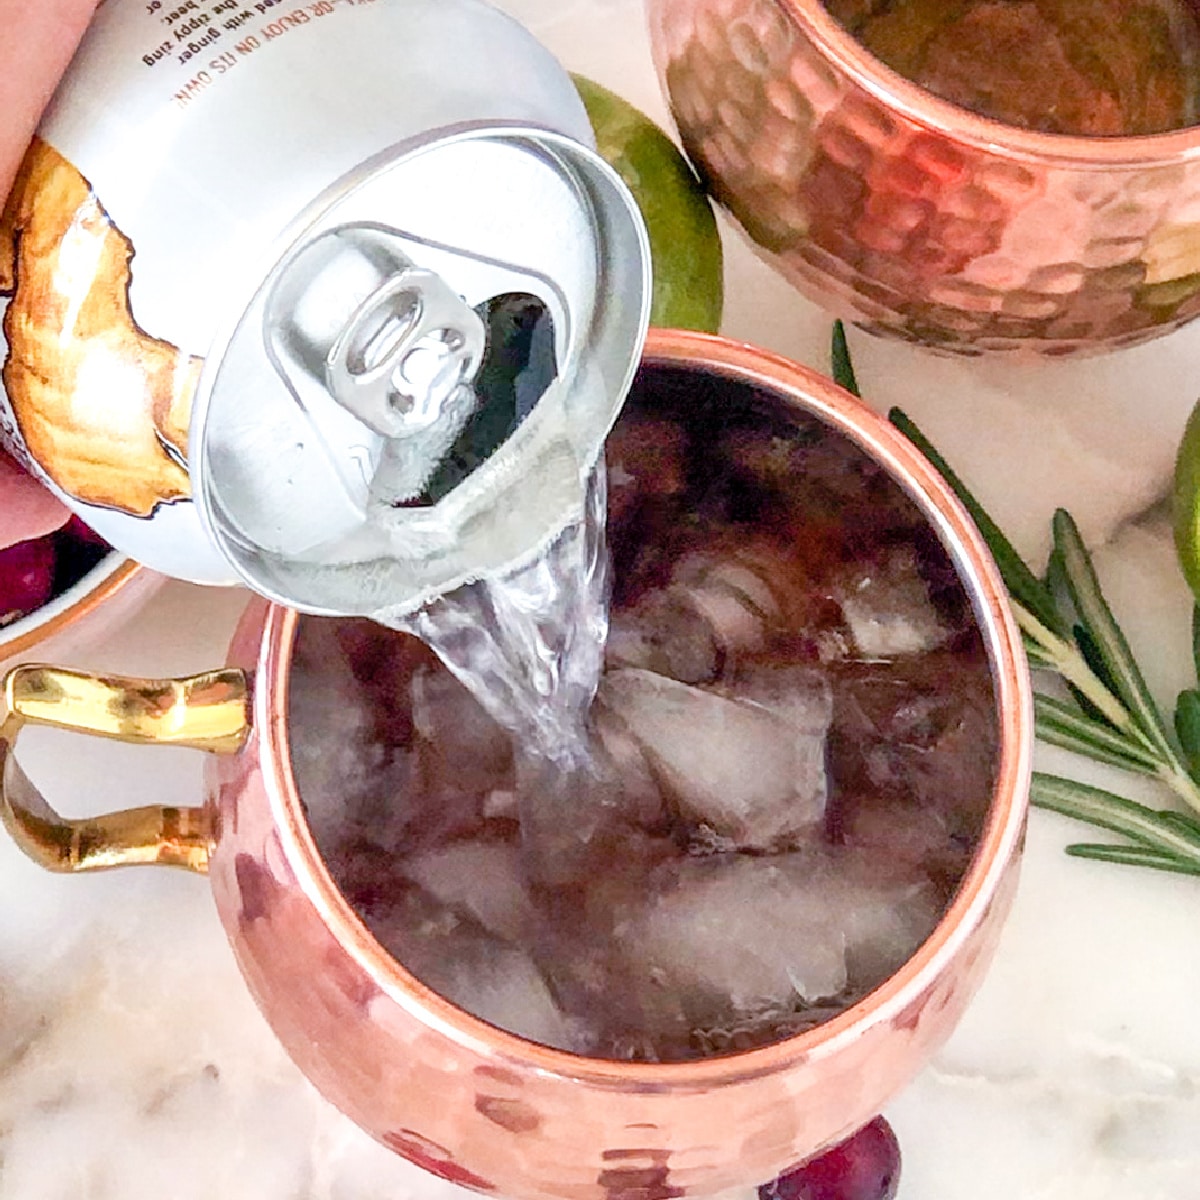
[648,0,1200,356]
[0,331,1032,1199]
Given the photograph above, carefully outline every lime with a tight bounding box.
[574,75,724,334]
[1174,396,1200,598]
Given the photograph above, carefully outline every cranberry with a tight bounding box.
[759,1117,901,1200]
[62,514,109,548]
[0,537,57,626]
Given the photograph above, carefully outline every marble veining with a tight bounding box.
[5,1,1200,1197]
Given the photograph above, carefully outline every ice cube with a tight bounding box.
[367,659,520,852]
[674,554,783,661]
[611,851,940,1043]
[403,840,538,944]
[537,937,690,1063]
[679,537,849,661]
[609,536,800,686]
[600,668,829,850]
[606,589,721,684]
[513,747,648,888]
[590,703,668,831]
[289,619,512,862]
[289,619,376,763]
[675,552,780,615]
[723,663,834,731]
[409,661,514,795]
[674,582,765,666]
[805,852,943,991]
[502,690,675,890]
[617,855,849,1014]
[837,547,950,658]
[289,618,398,850]
[362,883,577,1052]
[836,790,970,900]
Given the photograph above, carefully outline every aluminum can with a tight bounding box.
[0,0,650,614]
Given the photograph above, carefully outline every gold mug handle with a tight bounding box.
[0,665,250,875]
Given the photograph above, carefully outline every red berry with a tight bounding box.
[0,537,57,626]
[759,1117,901,1200]
[62,514,110,548]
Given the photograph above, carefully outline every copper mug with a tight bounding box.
[0,331,1032,1199]
[648,0,1200,356]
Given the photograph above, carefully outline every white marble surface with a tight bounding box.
[6,1,1200,1197]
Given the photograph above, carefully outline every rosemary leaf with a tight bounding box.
[1064,681,1114,728]
[1012,601,1132,732]
[1023,637,1055,668]
[1174,688,1200,781]
[1072,622,1125,721]
[1064,843,1200,877]
[1153,808,1200,849]
[1193,605,1200,683]
[888,408,1066,638]
[831,320,861,397]
[1051,509,1174,761]
[1044,545,1071,615]
[1034,693,1160,774]
[1031,773,1200,862]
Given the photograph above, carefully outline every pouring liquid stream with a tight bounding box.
[369,292,614,885]
[385,468,611,884]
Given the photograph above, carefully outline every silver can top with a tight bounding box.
[191,123,650,617]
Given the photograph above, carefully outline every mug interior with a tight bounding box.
[271,332,1030,1088]
[782,0,1200,164]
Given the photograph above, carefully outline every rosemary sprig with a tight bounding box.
[1031,775,1200,878]
[831,320,1200,876]
[831,319,860,398]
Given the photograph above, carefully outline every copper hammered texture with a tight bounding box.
[648,0,1200,355]
[207,608,1016,1200]
[195,335,1033,1200]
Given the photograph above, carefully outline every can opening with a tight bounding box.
[191,124,650,619]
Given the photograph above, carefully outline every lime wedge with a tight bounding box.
[1174,397,1200,597]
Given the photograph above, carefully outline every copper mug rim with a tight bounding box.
[253,326,1034,1090]
[781,0,1200,167]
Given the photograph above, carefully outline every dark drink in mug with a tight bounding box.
[290,357,1000,1063]
[0,0,1012,1179]
[823,0,1200,135]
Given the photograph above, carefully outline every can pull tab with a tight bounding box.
[326,265,487,508]
[264,224,488,507]
[326,267,486,437]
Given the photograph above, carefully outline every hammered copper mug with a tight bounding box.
[649,0,1200,355]
[0,331,1032,1200]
